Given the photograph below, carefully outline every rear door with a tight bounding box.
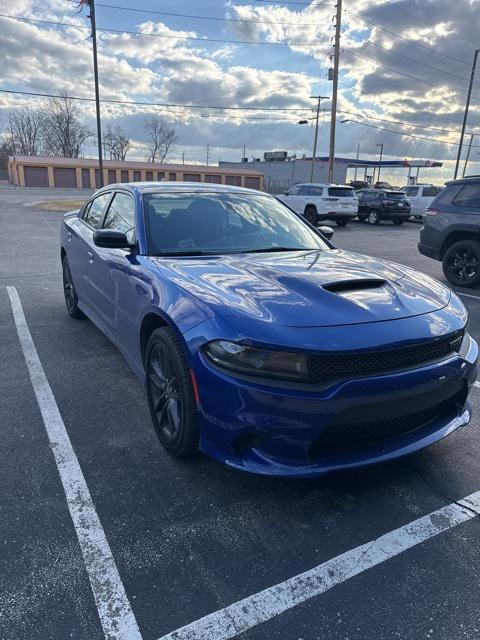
[403,186,420,215]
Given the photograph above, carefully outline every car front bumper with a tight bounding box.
[189,328,478,478]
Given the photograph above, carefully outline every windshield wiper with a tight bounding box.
[244,246,312,253]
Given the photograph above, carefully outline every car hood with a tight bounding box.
[151,249,451,327]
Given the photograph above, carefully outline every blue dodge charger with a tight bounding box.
[60,182,478,477]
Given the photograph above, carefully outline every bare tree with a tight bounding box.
[144,116,176,163]
[41,94,92,158]
[6,107,43,156]
[103,126,131,161]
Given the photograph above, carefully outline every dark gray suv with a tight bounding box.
[419,176,480,287]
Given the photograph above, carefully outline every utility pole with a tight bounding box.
[182,152,185,165]
[328,0,342,184]
[454,49,479,180]
[310,95,329,182]
[243,145,246,161]
[376,143,384,183]
[462,134,474,177]
[206,144,210,166]
[86,0,104,188]
[353,142,360,181]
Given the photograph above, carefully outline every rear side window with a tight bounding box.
[328,187,355,197]
[83,193,111,228]
[453,183,480,208]
[103,192,136,243]
[299,185,323,196]
[404,187,419,197]
[422,186,441,197]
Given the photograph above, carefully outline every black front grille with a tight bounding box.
[310,385,467,454]
[308,330,463,384]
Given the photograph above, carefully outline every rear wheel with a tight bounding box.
[336,219,348,227]
[62,256,83,319]
[367,209,379,225]
[442,240,480,287]
[393,219,404,226]
[146,327,199,456]
[304,206,318,226]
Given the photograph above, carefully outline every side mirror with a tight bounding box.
[318,225,334,240]
[93,229,130,249]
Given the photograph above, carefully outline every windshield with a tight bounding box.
[143,192,330,256]
[386,191,407,200]
[328,187,356,198]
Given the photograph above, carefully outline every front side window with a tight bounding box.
[83,193,111,229]
[453,183,480,209]
[287,186,300,196]
[143,192,330,255]
[103,192,136,243]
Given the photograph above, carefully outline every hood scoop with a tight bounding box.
[322,279,387,294]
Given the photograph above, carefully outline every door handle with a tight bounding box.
[87,251,94,263]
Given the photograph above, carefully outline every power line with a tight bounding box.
[343,49,478,100]
[387,2,480,48]
[0,87,310,112]
[343,30,475,86]
[343,8,472,66]
[253,1,334,5]
[90,2,333,27]
[0,13,331,47]
[344,118,480,148]
[338,110,468,134]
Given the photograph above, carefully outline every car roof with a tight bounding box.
[444,175,480,186]
[293,183,353,188]
[94,181,268,196]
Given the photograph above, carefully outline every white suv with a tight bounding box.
[277,183,358,226]
[402,184,442,219]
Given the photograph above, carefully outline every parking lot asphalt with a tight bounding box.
[1,187,480,640]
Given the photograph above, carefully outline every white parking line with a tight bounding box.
[6,286,143,640]
[157,492,480,640]
[457,292,480,301]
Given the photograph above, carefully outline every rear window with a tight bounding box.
[328,187,355,197]
[453,183,480,208]
[385,191,407,200]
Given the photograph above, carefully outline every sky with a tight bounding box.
[0,0,479,184]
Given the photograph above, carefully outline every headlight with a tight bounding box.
[203,340,309,381]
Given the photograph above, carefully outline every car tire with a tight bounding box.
[146,326,199,456]
[304,206,318,226]
[393,219,404,226]
[442,240,480,288]
[62,256,84,319]
[367,209,379,225]
[336,219,348,227]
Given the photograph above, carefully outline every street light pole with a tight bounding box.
[376,143,384,183]
[310,95,329,182]
[354,142,360,181]
[462,134,474,178]
[86,0,104,188]
[454,49,479,180]
[206,144,210,166]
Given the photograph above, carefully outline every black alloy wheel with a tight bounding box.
[62,256,83,319]
[146,327,199,456]
[442,240,480,288]
[304,206,318,226]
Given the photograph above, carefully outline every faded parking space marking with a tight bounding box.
[6,286,143,640]
[157,491,480,640]
[457,292,480,301]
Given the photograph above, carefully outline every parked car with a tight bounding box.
[419,175,480,287]
[60,182,478,478]
[277,183,358,226]
[350,180,370,191]
[402,184,442,220]
[373,181,392,190]
[357,189,411,224]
